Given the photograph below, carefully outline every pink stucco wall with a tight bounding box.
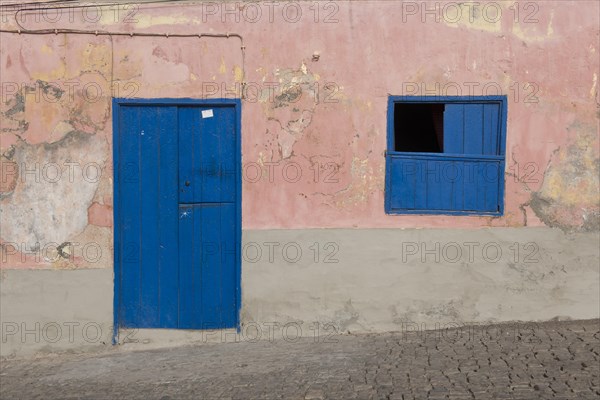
[0,1,598,269]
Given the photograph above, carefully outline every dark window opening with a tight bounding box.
[394,103,445,153]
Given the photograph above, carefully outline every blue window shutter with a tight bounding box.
[386,97,506,215]
[387,154,502,214]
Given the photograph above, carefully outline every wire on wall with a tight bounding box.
[0,3,247,99]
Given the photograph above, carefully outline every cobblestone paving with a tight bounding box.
[1,320,598,399]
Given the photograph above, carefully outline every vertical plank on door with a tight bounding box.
[119,106,142,327]
[219,203,237,327]
[138,106,161,327]
[157,107,179,327]
[178,204,195,329]
[199,205,221,329]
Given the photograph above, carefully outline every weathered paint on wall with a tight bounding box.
[0,1,598,357]
[0,1,598,261]
[2,2,598,250]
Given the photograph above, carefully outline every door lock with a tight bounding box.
[185,181,191,187]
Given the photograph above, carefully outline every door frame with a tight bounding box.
[112,98,242,344]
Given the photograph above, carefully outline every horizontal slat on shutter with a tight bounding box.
[387,153,502,215]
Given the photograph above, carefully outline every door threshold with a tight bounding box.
[116,328,240,351]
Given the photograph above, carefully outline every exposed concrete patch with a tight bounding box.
[1,78,111,144]
[6,80,67,143]
[49,121,76,143]
[35,80,64,100]
[65,73,112,135]
[4,91,25,117]
[0,90,28,134]
[530,123,600,232]
[263,63,321,158]
[67,225,112,269]
[333,299,361,332]
[0,131,108,254]
[309,153,384,210]
[330,157,384,209]
[0,157,18,196]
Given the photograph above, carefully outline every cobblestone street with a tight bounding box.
[1,320,598,399]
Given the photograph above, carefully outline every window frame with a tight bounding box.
[385,95,508,216]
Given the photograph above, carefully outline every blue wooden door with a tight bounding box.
[114,100,240,330]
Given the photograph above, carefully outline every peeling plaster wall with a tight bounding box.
[0,1,598,356]
[530,123,600,231]
[1,1,598,246]
[2,132,106,245]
